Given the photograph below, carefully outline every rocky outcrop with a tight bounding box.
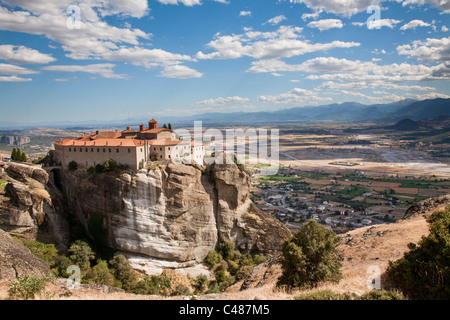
[0,229,51,281]
[59,161,290,276]
[403,194,450,219]
[0,162,70,249]
[0,135,30,146]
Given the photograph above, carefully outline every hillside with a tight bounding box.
[1,195,448,300]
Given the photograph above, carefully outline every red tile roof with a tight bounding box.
[55,138,145,147]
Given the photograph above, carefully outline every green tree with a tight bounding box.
[103,159,117,172]
[386,206,450,299]
[162,123,168,129]
[11,147,17,161]
[109,254,138,291]
[20,151,27,162]
[68,240,95,272]
[83,259,116,286]
[278,219,342,288]
[168,123,172,130]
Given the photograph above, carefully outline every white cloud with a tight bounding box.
[352,19,402,29]
[287,0,450,16]
[264,15,287,26]
[0,62,38,75]
[258,87,332,105]
[195,96,250,106]
[196,25,359,61]
[239,11,252,16]
[157,0,229,5]
[41,63,126,79]
[400,20,432,30]
[442,26,449,32]
[307,19,344,31]
[0,44,56,64]
[397,36,450,62]
[400,0,450,13]
[158,64,203,79]
[0,75,32,82]
[287,0,382,17]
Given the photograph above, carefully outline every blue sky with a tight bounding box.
[0,0,449,123]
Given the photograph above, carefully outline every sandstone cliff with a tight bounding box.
[55,161,290,276]
[0,162,70,249]
[0,135,30,146]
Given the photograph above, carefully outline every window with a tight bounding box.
[103,148,106,152]
[69,148,71,152]
[109,148,111,153]
[117,149,119,153]
[154,147,156,151]
[80,148,82,152]
[91,148,94,152]
[86,148,88,152]
[160,155,162,159]
[97,148,100,152]
[140,148,143,152]
[168,147,170,150]
[160,147,162,151]
[128,148,131,153]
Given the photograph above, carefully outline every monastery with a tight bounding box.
[54,119,204,171]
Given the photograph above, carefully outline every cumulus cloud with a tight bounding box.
[195,96,250,106]
[400,20,432,30]
[0,45,55,64]
[397,36,450,62]
[258,87,332,105]
[158,64,203,79]
[264,15,287,26]
[239,11,252,16]
[41,63,127,79]
[196,25,359,61]
[0,1,203,79]
[352,19,402,29]
[307,19,344,31]
[287,0,450,16]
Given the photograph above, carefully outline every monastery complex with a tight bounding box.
[54,119,204,171]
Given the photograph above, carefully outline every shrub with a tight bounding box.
[358,290,406,300]
[172,284,191,296]
[205,250,223,268]
[68,161,78,171]
[109,254,138,291]
[68,240,95,272]
[22,240,58,267]
[193,275,209,294]
[83,259,116,286]
[295,290,353,300]
[386,206,450,299]
[131,276,160,295]
[8,272,50,300]
[278,219,342,288]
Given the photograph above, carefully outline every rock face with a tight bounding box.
[0,229,51,281]
[0,135,30,146]
[0,162,70,249]
[59,162,290,276]
[403,194,450,219]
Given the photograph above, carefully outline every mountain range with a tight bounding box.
[1,98,449,129]
[157,98,450,126]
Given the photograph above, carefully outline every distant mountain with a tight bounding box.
[172,98,450,125]
[392,119,420,131]
[1,98,449,129]
[385,98,450,121]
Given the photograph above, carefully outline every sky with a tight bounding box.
[0,0,449,124]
